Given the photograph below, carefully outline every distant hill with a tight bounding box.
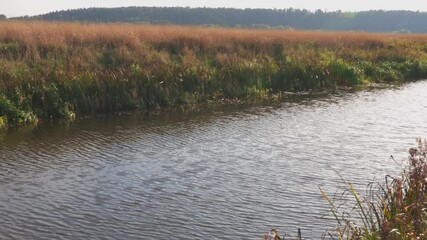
[13,7,427,33]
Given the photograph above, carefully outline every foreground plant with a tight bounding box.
[262,228,302,240]
[320,138,427,239]
[262,229,282,240]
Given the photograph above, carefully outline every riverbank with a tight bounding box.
[1,21,427,127]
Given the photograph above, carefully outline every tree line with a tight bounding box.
[8,7,427,33]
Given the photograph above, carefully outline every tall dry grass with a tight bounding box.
[1,21,427,126]
[3,21,427,48]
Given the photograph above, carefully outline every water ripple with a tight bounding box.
[0,81,427,239]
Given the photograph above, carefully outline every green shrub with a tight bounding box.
[0,115,7,128]
[0,95,37,124]
[327,59,363,86]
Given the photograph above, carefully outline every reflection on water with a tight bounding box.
[1,81,427,239]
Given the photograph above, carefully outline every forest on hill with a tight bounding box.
[7,7,427,33]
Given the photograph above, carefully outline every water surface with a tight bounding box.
[1,81,427,239]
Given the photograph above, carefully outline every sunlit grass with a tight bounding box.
[1,21,427,126]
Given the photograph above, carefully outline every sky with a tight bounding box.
[1,0,427,18]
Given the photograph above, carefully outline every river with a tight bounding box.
[1,81,427,239]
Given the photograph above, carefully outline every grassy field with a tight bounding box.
[2,21,427,126]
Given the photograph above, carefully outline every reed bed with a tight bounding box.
[2,21,427,126]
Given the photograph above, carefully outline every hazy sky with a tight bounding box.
[2,0,427,17]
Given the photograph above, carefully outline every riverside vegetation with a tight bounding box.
[320,139,427,240]
[2,21,427,127]
[265,139,427,239]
